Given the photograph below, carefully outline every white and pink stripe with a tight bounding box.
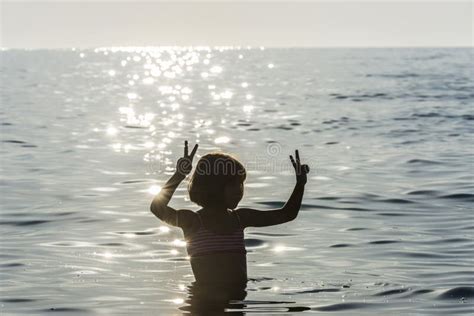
[186,228,246,257]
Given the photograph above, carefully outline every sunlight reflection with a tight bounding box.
[144,141,155,148]
[171,298,184,305]
[97,251,114,259]
[214,136,230,144]
[221,90,233,99]
[159,226,170,233]
[210,65,223,74]
[106,126,118,136]
[273,245,286,253]
[142,77,154,85]
[272,245,304,252]
[148,185,161,195]
[243,105,254,113]
[172,239,187,247]
[127,92,138,100]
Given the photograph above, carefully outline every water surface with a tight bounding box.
[1,47,473,314]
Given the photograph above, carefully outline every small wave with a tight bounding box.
[245,239,267,248]
[1,298,37,303]
[286,306,312,312]
[275,125,293,130]
[377,198,416,204]
[330,92,390,100]
[248,277,274,282]
[406,190,440,196]
[282,288,340,295]
[373,288,409,296]
[377,212,410,217]
[411,112,441,118]
[366,73,420,78]
[0,219,52,227]
[406,159,444,165]
[236,122,252,126]
[345,227,370,231]
[409,289,434,296]
[391,251,452,259]
[39,307,91,313]
[313,302,374,312]
[250,232,295,237]
[439,193,474,201]
[368,240,399,245]
[124,125,147,129]
[0,262,24,268]
[114,231,157,236]
[119,179,153,184]
[98,243,125,247]
[438,287,474,300]
[315,196,340,201]
[2,139,27,144]
[330,243,353,248]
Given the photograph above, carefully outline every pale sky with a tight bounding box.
[0,1,472,48]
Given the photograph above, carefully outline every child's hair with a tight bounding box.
[188,152,246,207]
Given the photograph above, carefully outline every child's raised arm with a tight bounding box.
[150,141,198,229]
[236,150,310,227]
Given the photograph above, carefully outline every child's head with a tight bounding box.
[188,152,246,209]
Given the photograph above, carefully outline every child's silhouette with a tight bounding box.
[150,140,309,285]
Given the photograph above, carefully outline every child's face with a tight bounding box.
[224,180,244,209]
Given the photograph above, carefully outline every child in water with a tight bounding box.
[150,141,309,285]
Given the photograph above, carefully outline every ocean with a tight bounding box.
[1,47,473,314]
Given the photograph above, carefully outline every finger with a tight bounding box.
[289,155,297,168]
[302,164,310,173]
[190,144,198,159]
[295,150,300,164]
[184,140,188,157]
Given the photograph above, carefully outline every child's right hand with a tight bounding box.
[290,150,310,185]
[176,140,198,176]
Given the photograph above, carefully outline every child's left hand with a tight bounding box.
[176,140,198,176]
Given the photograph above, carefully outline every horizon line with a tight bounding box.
[1,45,473,50]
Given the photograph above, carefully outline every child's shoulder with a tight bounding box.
[177,209,200,231]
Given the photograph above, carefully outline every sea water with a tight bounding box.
[1,47,473,314]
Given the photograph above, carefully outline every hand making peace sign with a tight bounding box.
[177,140,198,176]
[289,150,310,185]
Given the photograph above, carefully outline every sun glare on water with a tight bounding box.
[148,185,161,195]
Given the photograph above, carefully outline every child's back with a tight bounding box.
[150,141,309,286]
[184,209,247,284]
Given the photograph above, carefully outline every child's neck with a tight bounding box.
[202,205,229,214]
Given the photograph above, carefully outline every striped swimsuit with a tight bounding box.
[186,211,247,258]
